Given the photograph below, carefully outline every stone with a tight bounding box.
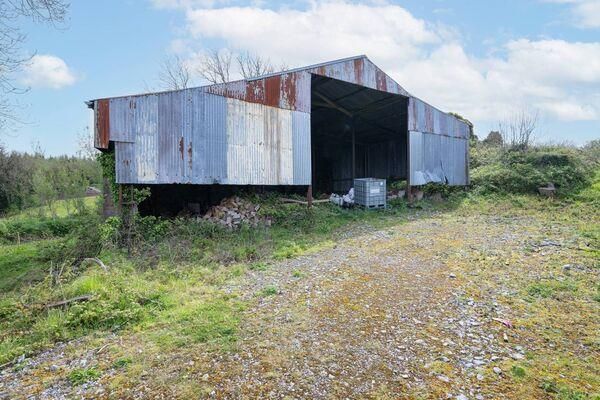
[493,367,502,375]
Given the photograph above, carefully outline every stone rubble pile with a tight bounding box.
[202,196,271,228]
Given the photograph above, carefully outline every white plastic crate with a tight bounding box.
[354,178,386,209]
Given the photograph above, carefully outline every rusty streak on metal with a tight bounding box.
[95,99,110,149]
[353,58,364,86]
[264,75,281,108]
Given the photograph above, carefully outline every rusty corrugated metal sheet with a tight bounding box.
[202,55,410,114]
[94,99,110,149]
[110,89,311,185]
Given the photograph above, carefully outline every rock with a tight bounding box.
[510,353,524,360]
[202,196,271,229]
[476,374,484,381]
[438,375,451,383]
[493,367,502,375]
[449,273,457,279]
[455,395,469,400]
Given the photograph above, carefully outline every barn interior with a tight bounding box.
[310,75,409,194]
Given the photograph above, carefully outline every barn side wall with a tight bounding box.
[408,97,469,186]
[108,90,311,185]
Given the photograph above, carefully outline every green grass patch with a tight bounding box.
[68,367,101,385]
[511,364,527,378]
[150,295,243,350]
[527,280,579,300]
[0,241,51,292]
[112,357,132,369]
[260,285,278,297]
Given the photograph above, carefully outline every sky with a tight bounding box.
[2,0,599,155]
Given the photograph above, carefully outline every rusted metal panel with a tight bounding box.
[111,88,309,186]
[94,99,110,149]
[201,55,410,114]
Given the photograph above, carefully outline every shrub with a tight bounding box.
[470,146,591,195]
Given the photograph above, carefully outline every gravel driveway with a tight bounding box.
[3,208,596,399]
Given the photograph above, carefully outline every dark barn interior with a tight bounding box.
[310,75,409,194]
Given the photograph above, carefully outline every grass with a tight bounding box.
[0,181,598,398]
[68,367,101,385]
[0,241,52,292]
[260,285,279,297]
[2,196,98,221]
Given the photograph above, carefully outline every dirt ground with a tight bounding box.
[2,205,598,399]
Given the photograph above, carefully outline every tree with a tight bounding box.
[236,51,276,79]
[158,55,191,90]
[499,110,538,151]
[0,0,70,132]
[197,49,232,84]
[483,131,503,147]
[196,49,285,84]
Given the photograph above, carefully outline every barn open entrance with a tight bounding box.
[310,75,409,194]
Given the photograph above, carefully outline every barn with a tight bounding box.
[88,55,470,213]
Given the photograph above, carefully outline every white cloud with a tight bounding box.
[158,1,600,125]
[184,1,442,67]
[544,0,600,28]
[21,54,77,89]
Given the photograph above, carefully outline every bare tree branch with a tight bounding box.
[0,0,69,132]
[236,51,276,79]
[499,109,539,151]
[158,55,191,90]
[197,49,232,84]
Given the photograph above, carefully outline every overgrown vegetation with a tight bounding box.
[470,143,595,195]
[0,135,598,399]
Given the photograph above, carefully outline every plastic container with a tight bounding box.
[353,178,386,209]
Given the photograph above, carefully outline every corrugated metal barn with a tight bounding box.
[89,55,470,211]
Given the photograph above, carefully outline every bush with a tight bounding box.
[471,146,591,195]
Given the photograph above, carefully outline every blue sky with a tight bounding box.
[3,0,599,155]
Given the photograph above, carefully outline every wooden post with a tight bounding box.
[351,120,356,182]
[118,185,123,213]
[406,127,413,203]
[307,185,313,208]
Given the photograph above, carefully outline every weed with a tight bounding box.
[292,269,304,278]
[68,367,100,385]
[112,358,132,369]
[249,262,268,271]
[175,298,242,345]
[261,286,278,297]
[511,364,526,378]
[274,242,304,259]
[527,280,578,300]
